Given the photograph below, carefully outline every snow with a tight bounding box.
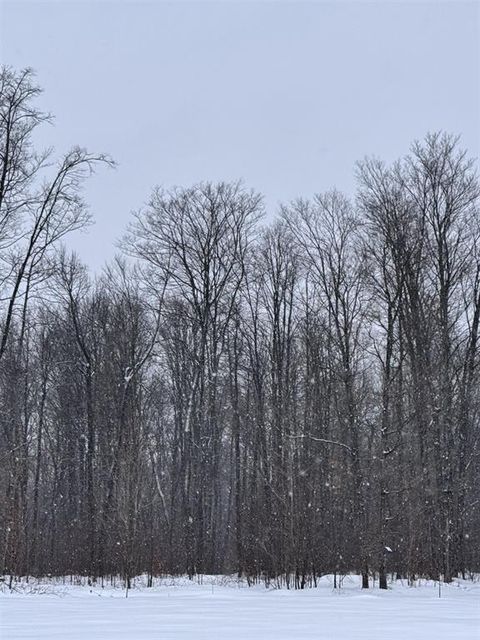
[1,575,479,640]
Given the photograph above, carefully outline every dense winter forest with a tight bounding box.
[1,67,479,590]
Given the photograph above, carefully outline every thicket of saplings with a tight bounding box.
[1,67,479,590]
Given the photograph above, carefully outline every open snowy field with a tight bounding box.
[1,575,478,640]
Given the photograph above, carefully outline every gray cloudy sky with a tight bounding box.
[1,1,479,270]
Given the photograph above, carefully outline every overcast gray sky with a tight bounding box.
[1,1,479,270]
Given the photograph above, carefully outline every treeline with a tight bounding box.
[1,67,479,589]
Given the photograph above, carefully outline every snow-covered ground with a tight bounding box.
[1,574,478,639]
